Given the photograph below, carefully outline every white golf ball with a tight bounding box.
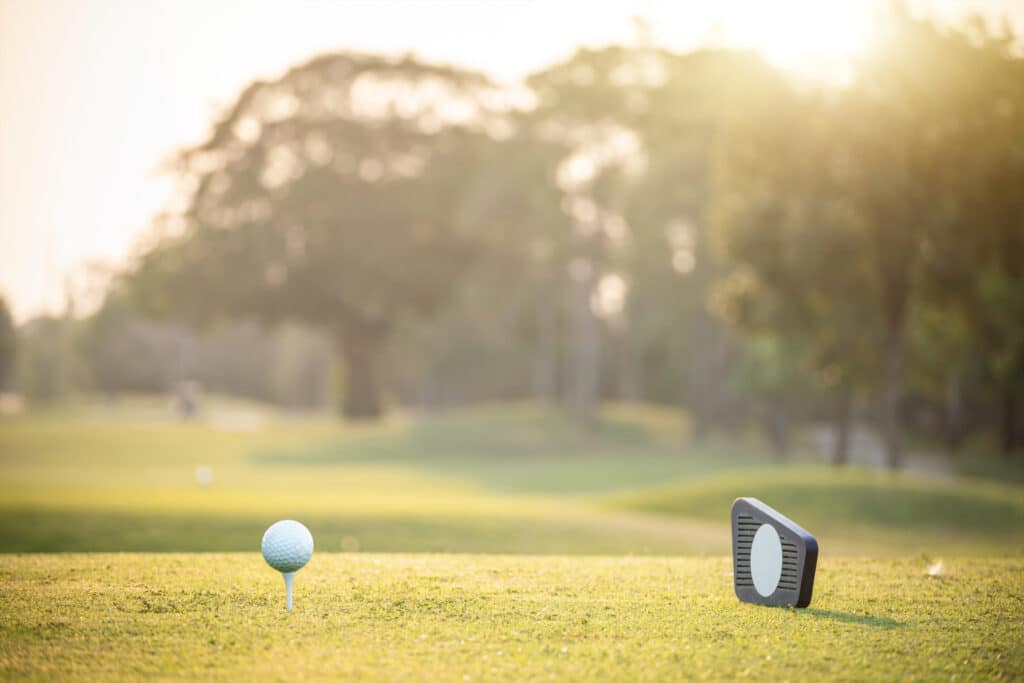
[261,520,314,573]
[195,466,214,487]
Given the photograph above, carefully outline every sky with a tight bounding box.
[1,0,1020,321]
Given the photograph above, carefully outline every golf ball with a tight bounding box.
[195,465,214,487]
[261,520,314,573]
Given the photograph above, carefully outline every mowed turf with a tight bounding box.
[1,401,1023,555]
[1,554,1021,681]
[3,403,1024,680]
[0,408,729,555]
[609,466,1024,556]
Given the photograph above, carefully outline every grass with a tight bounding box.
[1,399,1022,555]
[1,553,1021,681]
[2,398,1023,680]
[0,406,729,555]
[609,466,1024,556]
[954,451,1024,485]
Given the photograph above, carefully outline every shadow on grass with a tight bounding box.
[804,608,904,629]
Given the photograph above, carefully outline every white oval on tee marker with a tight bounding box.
[750,523,783,597]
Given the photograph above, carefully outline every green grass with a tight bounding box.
[610,466,1024,556]
[0,406,734,555]
[253,403,761,494]
[954,452,1024,485]
[1,554,1021,681]
[3,400,1024,680]
[1,400,1022,556]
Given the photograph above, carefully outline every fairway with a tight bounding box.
[3,405,1024,680]
[2,406,1023,557]
[2,554,1021,681]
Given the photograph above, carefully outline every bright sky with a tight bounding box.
[1,0,1019,321]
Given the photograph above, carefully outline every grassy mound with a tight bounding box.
[609,466,1024,555]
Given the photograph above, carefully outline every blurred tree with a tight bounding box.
[192,322,275,400]
[918,21,1024,456]
[526,46,652,429]
[906,300,974,454]
[0,296,15,391]
[266,324,334,411]
[711,82,880,465]
[16,316,75,403]
[711,11,1024,468]
[384,125,577,411]
[728,333,817,459]
[520,46,799,435]
[78,292,186,395]
[450,129,571,405]
[81,289,334,409]
[627,48,788,438]
[130,53,504,419]
[830,10,996,467]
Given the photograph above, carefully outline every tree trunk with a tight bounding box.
[765,402,789,460]
[568,258,600,430]
[565,212,603,432]
[338,332,383,420]
[881,326,905,470]
[684,310,717,442]
[1001,383,1018,457]
[616,318,641,403]
[417,371,438,412]
[944,371,963,456]
[833,382,853,466]
[533,273,559,403]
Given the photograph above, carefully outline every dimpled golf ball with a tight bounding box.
[261,520,314,573]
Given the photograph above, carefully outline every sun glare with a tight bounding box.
[716,1,876,83]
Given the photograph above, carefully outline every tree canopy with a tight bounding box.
[107,10,1024,462]
[131,53,510,417]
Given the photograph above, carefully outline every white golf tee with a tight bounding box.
[283,572,295,611]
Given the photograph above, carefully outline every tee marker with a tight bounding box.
[732,498,818,607]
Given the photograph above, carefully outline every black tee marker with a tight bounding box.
[732,498,818,607]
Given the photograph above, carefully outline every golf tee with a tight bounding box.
[283,572,295,611]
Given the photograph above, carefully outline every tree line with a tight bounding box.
[4,11,1022,467]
